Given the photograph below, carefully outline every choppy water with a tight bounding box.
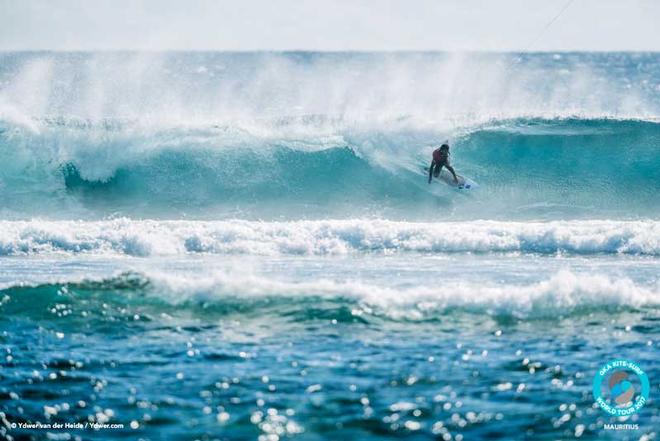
[0,52,659,440]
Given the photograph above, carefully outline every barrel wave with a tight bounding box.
[2,51,659,219]
[1,116,659,219]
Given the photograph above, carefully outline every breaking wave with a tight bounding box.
[1,52,659,220]
[0,116,659,219]
[1,269,658,321]
[1,219,658,257]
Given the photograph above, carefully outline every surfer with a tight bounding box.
[428,143,458,184]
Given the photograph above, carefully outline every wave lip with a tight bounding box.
[0,219,658,257]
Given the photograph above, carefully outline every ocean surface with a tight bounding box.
[0,52,659,440]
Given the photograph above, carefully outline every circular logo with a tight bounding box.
[592,359,650,416]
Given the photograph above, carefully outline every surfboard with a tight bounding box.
[424,167,478,190]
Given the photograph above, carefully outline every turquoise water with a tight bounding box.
[0,52,659,440]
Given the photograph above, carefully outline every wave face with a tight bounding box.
[1,52,659,219]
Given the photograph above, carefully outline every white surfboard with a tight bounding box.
[424,167,478,190]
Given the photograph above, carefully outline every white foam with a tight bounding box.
[0,219,658,257]
[147,269,660,319]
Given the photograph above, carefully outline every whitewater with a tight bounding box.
[1,51,659,440]
[1,219,659,256]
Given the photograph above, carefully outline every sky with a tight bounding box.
[1,0,659,51]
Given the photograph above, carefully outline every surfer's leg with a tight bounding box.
[433,163,442,177]
[445,164,458,182]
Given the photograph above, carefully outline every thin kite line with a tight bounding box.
[521,0,577,54]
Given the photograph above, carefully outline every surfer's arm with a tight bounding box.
[428,161,435,183]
